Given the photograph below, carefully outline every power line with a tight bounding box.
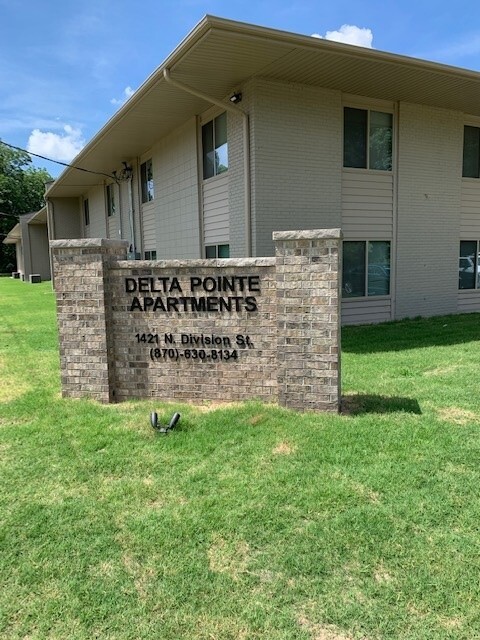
[0,140,115,181]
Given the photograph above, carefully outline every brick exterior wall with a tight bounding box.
[248,79,342,257]
[51,229,341,412]
[51,238,129,403]
[396,102,463,319]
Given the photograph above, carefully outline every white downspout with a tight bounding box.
[163,68,252,257]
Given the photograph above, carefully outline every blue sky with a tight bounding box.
[2,0,480,177]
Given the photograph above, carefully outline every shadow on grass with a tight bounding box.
[342,313,480,354]
[341,394,422,416]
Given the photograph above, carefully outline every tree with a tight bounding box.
[0,142,52,272]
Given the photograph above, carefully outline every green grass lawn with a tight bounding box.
[1,278,480,639]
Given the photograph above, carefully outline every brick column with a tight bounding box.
[273,229,342,412]
[50,239,128,403]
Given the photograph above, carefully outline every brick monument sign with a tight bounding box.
[51,229,341,412]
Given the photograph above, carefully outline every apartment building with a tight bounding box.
[41,16,480,324]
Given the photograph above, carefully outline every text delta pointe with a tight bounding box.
[124,275,261,313]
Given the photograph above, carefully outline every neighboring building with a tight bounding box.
[3,208,50,281]
[44,16,480,324]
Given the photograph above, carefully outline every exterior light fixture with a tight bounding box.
[229,92,242,104]
[121,161,133,181]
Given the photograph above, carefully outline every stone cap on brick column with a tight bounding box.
[50,238,129,250]
[272,229,342,241]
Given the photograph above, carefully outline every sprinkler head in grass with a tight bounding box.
[150,411,181,435]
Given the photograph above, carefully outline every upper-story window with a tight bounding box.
[463,126,480,178]
[202,112,228,180]
[106,184,115,217]
[344,107,393,171]
[141,159,154,203]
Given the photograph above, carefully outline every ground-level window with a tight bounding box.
[342,240,391,298]
[83,199,89,227]
[459,240,480,289]
[141,159,154,203]
[202,112,228,180]
[144,250,157,260]
[463,126,480,178]
[106,184,115,217]
[344,107,393,171]
[205,244,230,259]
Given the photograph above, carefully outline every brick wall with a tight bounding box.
[248,79,342,256]
[396,102,463,318]
[51,229,341,412]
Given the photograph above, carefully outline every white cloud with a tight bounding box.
[110,86,135,106]
[312,24,374,48]
[27,125,85,163]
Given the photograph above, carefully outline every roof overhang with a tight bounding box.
[46,15,480,198]
[2,207,47,245]
[22,207,47,225]
[3,223,21,244]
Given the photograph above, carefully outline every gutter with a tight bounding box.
[163,68,252,257]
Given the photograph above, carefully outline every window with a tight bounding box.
[205,244,230,259]
[144,250,157,260]
[83,199,89,227]
[106,184,115,217]
[342,241,391,298]
[141,159,154,203]
[344,107,393,171]
[202,112,228,179]
[459,241,480,289]
[463,126,480,178]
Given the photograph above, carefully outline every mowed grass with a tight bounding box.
[1,278,480,639]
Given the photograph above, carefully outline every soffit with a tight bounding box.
[3,223,20,244]
[26,208,47,224]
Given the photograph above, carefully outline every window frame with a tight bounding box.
[201,111,228,180]
[462,125,480,179]
[83,198,90,228]
[459,240,480,290]
[205,244,230,259]
[140,158,154,203]
[343,106,393,172]
[342,240,391,299]
[106,184,115,217]
[144,250,157,260]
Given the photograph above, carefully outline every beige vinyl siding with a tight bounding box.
[29,225,51,280]
[460,180,480,236]
[342,298,392,325]
[342,171,393,238]
[15,242,24,274]
[50,197,81,240]
[203,174,229,245]
[458,290,480,312]
[84,187,107,238]
[142,201,156,251]
[340,171,393,325]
